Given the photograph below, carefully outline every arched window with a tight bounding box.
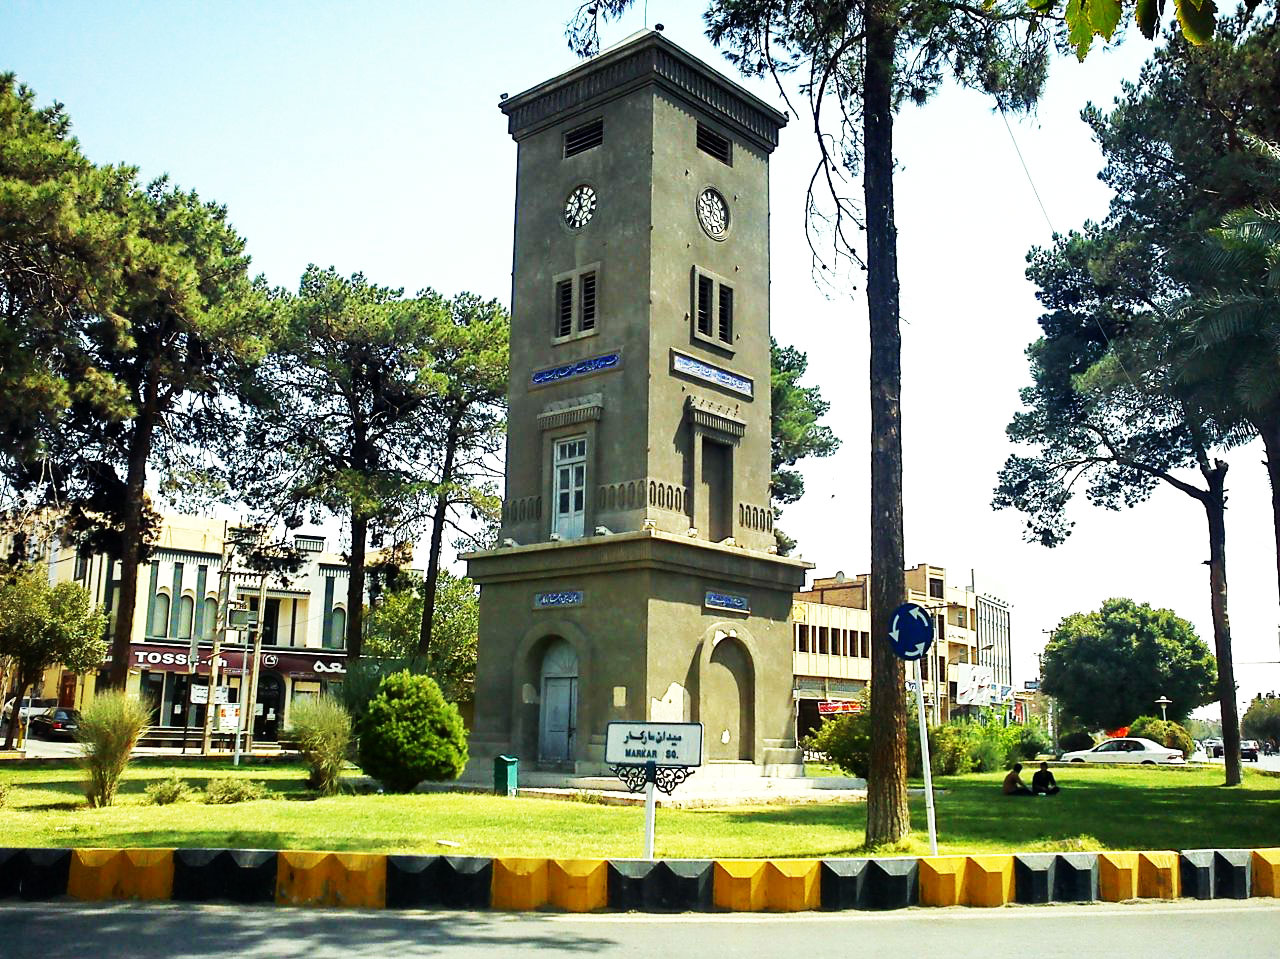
[202,598,217,639]
[178,595,194,639]
[150,593,170,637]
[330,608,347,649]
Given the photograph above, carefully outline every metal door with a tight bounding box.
[539,676,577,763]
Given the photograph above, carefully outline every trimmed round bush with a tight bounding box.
[1013,723,1052,760]
[358,672,468,792]
[1128,715,1194,758]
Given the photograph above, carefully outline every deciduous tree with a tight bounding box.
[0,570,106,748]
[1040,599,1216,731]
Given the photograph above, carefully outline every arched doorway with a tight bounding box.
[706,633,755,761]
[253,673,284,741]
[538,639,578,763]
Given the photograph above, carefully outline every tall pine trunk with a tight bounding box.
[418,420,461,659]
[108,381,157,689]
[1257,416,1280,606]
[347,512,368,661]
[863,2,910,847]
[1203,461,1242,786]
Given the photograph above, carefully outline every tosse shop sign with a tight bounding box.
[108,642,346,680]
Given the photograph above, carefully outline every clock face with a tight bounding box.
[564,184,597,229]
[697,188,729,240]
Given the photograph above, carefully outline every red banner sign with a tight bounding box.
[818,700,864,716]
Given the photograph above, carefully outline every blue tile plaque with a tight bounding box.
[532,352,620,388]
[672,351,753,398]
[704,590,749,614]
[534,590,584,609]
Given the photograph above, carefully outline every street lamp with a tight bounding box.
[1155,696,1171,722]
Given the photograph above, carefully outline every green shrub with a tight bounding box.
[1012,722,1052,760]
[338,656,429,730]
[144,771,192,805]
[970,735,1007,772]
[203,777,271,804]
[809,693,922,780]
[77,691,151,807]
[1059,730,1095,753]
[929,723,975,775]
[288,695,352,796]
[1128,716,1194,758]
[358,672,468,792]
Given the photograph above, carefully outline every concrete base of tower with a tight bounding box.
[463,529,812,777]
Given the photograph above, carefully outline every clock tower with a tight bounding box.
[466,30,811,775]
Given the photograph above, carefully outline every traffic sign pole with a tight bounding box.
[889,602,939,855]
[643,761,657,860]
[915,658,938,855]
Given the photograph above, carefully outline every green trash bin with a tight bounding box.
[494,755,518,796]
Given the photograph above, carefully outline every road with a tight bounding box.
[0,901,1277,958]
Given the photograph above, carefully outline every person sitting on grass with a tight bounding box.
[1032,761,1060,795]
[1002,763,1033,796]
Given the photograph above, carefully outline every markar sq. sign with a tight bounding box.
[605,722,703,767]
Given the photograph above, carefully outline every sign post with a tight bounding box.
[889,602,938,855]
[605,721,703,859]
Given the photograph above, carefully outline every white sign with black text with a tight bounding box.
[605,722,703,768]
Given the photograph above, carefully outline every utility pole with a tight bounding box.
[202,526,233,755]
[240,567,269,760]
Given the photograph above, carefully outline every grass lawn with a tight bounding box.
[0,761,1277,859]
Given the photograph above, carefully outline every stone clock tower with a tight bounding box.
[465,30,811,776]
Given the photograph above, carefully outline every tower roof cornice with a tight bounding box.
[499,30,787,153]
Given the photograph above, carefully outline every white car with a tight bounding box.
[1,697,57,722]
[1061,737,1186,765]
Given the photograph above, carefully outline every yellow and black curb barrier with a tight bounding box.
[1,847,1278,911]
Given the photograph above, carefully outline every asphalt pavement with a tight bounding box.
[0,900,1276,958]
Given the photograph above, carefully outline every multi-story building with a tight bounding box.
[22,514,352,740]
[791,564,1014,739]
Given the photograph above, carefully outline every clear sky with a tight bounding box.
[4,1,1276,714]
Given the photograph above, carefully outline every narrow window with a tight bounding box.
[579,272,596,331]
[330,608,346,649]
[717,284,733,342]
[696,122,731,165]
[202,598,217,639]
[178,595,194,639]
[553,436,588,540]
[556,279,574,338]
[696,274,714,336]
[564,118,603,158]
[151,593,170,637]
[929,577,944,599]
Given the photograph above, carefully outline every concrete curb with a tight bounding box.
[2,846,1278,911]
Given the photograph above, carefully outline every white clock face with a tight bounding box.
[697,188,729,240]
[564,184,597,229]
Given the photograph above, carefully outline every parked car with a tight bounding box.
[1204,738,1224,758]
[1241,740,1260,762]
[1,697,57,722]
[1061,737,1186,765]
[28,707,80,740]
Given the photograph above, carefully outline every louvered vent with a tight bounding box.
[718,285,734,342]
[579,272,597,330]
[696,123,731,165]
[564,119,603,158]
[696,275,714,336]
[556,280,574,337]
